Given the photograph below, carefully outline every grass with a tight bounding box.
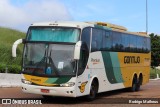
[0,27,25,73]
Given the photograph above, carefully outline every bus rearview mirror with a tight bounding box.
[12,39,23,57]
[74,41,82,60]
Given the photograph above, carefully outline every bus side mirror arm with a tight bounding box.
[74,41,82,60]
[12,39,24,57]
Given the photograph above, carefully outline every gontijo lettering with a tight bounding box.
[124,56,140,64]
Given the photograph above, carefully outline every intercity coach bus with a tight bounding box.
[12,21,151,100]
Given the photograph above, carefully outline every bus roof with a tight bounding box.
[90,22,149,37]
[31,21,149,37]
[31,21,94,29]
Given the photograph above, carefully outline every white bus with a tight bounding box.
[12,21,151,100]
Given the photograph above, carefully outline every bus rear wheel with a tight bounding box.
[136,80,140,91]
[136,75,142,91]
[130,76,137,92]
[87,80,98,101]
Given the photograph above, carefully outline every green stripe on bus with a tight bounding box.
[101,52,117,83]
[110,52,123,83]
[54,77,71,84]
[101,52,123,84]
[45,78,58,84]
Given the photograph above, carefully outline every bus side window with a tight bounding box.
[147,38,151,52]
[103,31,112,51]
[91,28,103,52]
[81,28,91,51]
[125,34,130,52]
[92,40,97,51]
[130,35,137,52]
[79,28,91,75]
[112,31,122,51]
[78,44,89,75]
[121,33,126,51]
[137,36,143,53]
[143,37,148,53]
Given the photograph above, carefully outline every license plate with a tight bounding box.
[41,89,50,93]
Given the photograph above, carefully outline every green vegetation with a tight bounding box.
[149,33,160,79]
[150,68,160,79]
[150,33,160,66]
[0,27,25,73]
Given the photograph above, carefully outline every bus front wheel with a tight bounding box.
[87,80,98,101]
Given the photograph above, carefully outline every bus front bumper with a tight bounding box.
[21,83,76,97]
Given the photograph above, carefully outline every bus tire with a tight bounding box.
[135,79,140,91]
[87,80,98,101]
[136,75,142,91]
[130,76,137,92]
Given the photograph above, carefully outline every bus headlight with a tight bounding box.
[60,82,75,87]
[21,79,32,85]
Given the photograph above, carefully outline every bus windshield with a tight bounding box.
[26,27,80,43]
[23,43,76,77]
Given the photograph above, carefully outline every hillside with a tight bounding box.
[0,27,26,73]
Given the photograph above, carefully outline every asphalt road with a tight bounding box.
[0,80,160,107]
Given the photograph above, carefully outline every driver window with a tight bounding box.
[78,44,89,75]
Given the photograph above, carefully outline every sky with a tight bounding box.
[0,0,159,34]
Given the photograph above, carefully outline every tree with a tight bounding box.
[150,33,160,66]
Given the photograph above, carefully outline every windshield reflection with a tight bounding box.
[23,43,76,76]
